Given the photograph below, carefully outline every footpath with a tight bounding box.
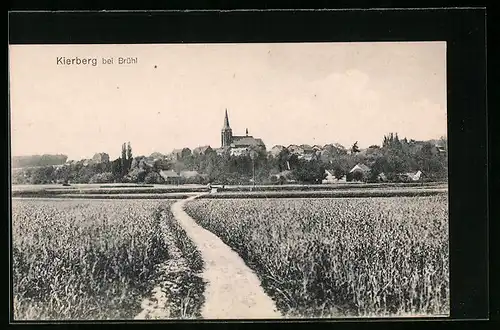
[170,194,282,319]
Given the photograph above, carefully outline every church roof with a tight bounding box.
[231,136,265,148]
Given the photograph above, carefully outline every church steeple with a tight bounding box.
[221,109,233,148]
[223,108,230,129]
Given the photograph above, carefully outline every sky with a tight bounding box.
[9,42,447,160]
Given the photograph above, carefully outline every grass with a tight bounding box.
[12,199,204,320]
[153,203,205,319]
[200,188,447,199]
[185,196,449,318]
[11,182,447,198]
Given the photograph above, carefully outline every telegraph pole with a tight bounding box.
[250,148,257,188]
[253,158,255,187]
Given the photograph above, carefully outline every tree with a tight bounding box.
[351,141,360,154]
[277,148,290,172]
[127,142,133,164]
[89,172,114,183]
[351,170,364,182]
[13,154,68,168]
[30,166,55,184]
[121,143,127,176]
[144,171,164,184]
[111,158,122,180]
[292,159,326,184]
[125,168,147,183]
[333,143,348,155]
[181,148,192,159]
[332,166,346,181]
[439,135,448,149]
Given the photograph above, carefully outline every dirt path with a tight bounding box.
[171,194,282,319]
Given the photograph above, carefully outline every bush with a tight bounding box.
[89,172,114,184]
[144,171,164,184]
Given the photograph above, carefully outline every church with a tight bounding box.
[220,109,266,155]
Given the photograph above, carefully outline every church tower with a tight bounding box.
[221,109,233,148]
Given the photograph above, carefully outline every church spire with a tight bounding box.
[223,109,230,129]
[221,109,233,148]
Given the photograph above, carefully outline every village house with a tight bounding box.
[398,170,423,182]
[168,149,183,161]
[180,170,207,184]
[298,153,315,161]
[270,145,286,157]
[168,148,191,161]
[300,144,315,155]
[287,144,304,155]
[322,169,336,184]
[433,144,447,156]
[215,148,227,156]
[230,147,250,157]
[91,152,110,164]
[270,170,295,184]
[378,172,387,182]
[312,145,323,153]
[348,163,371,182]
[160,169,182,185]
[322,169,347,184]
[193,145,213,156]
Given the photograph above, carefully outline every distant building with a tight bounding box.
[149,152,166,160]
[168,149,183,161]
[287,144,304,155]
[350,163,371,174]
[378,172,387,182]
[348,163,371,182]
[322,170,336,184]
[230,147,250,157]
[160,170,182,185]
[270,170,295,184]
[298,153,315,161]
[180,170,207,184]
[180,170,201,179]
[168,148,191,161]
[433,144,447,156]
[299,144,314,154]
[92,153,110,163]
[193,145,213,156]
[215,148,227,156]
[270,145,286,157]
[221,109,266,151]
[399,170,423,182]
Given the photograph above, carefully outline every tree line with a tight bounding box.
[12,134,447,185]
[12,154,68,168]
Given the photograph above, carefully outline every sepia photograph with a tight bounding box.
[9,41,449,320]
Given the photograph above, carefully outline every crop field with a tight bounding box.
[185,195,449,317]
[11,199,203,320]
